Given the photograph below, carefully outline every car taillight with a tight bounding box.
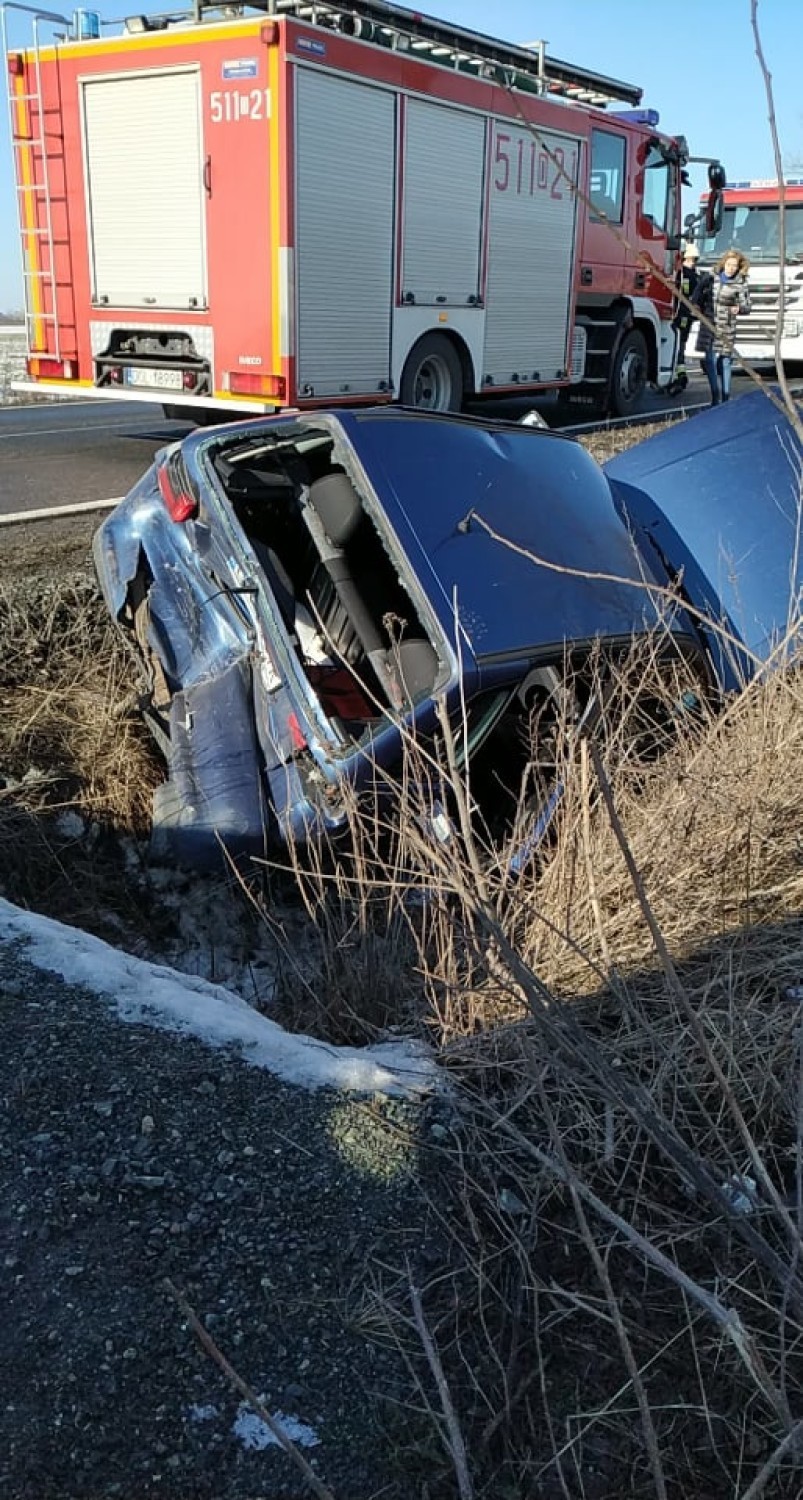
[288,713,307,750]
[157,453,198,522]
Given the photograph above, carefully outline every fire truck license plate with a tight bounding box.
[125,368,184,391]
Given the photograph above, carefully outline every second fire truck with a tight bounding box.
[4,0,721,419]
[690,178,803,367]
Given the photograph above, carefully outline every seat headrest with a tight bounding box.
[308,472,362,547]
[392,638,439,704]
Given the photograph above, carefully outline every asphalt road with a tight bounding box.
[0,401,191,518]
[0,375,718,520]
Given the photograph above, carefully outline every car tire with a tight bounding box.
[608,328,648,418]
[399,333,464,412]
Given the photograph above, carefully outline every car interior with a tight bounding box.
[210,429,441,736]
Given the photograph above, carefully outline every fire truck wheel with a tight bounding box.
[400,334,464,412]
[609,328,648,418]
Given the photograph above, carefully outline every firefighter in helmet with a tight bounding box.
[668,243,701,393]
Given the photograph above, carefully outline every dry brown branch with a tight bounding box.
[751,0,803,439]
[408,1277,475,1500]
[490,1104,790,1422]
[164,1279,337,1500]
[536,1079,668,1500]
[738,1416,803,1499]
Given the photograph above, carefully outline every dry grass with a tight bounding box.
[0,545,162,927]
[580,415,681,464]
[526,667,803,999]
[267,599,803,1493]
[328,651,803,1498]
[0,570,158,824]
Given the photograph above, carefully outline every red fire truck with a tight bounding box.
[4,0,712,419]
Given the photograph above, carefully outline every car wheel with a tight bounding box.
[400,333,464,411]
[608,328,648,418]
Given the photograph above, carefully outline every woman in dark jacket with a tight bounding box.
[692,248,751,405]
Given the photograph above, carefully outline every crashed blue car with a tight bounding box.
[93,393,801,865]
[604,389,802,691]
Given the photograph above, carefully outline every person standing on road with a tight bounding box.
[692,248,751,405]
[671,243,701,384]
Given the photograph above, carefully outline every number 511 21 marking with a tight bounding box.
[209,88,270,124]
[494,131,575,199]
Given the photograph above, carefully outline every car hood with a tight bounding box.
[331,409,682,669]
[604,391,803,690]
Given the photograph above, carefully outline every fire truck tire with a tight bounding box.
[400,334,464,412]
[608,328,648,418]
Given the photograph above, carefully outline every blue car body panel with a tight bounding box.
[604,391,803,691]
[332,410,673,665]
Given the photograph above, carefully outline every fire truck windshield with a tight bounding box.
[699,203,803,263]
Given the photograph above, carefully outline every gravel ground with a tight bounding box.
[0,938,445,1500]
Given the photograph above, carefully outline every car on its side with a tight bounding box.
[93,394,801,867]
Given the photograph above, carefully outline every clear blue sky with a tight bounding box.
[1,0,799,312]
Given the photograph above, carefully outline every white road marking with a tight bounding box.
[0,416,177,439]
[0,496,123,526]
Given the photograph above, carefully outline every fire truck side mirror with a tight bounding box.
[705,161,726,235]
[705,191,723,236]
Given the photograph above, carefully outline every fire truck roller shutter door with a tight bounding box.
[295,70,395,398]
[81,71,206,310]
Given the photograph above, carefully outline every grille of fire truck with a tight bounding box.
[737,280,803,340]
[199,0,643,109]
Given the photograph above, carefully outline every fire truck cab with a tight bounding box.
[4,0,704,420]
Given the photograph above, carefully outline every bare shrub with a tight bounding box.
[253,594,803,1492]
[343,648,803,1497]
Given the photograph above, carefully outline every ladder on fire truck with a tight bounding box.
[1,3,69,357]
[197,0,643,111]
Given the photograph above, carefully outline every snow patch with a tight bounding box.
[233,1404,320,1451]
[0,898,437,1096]
[187,1403,219,1423]
[54,810,85,841]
